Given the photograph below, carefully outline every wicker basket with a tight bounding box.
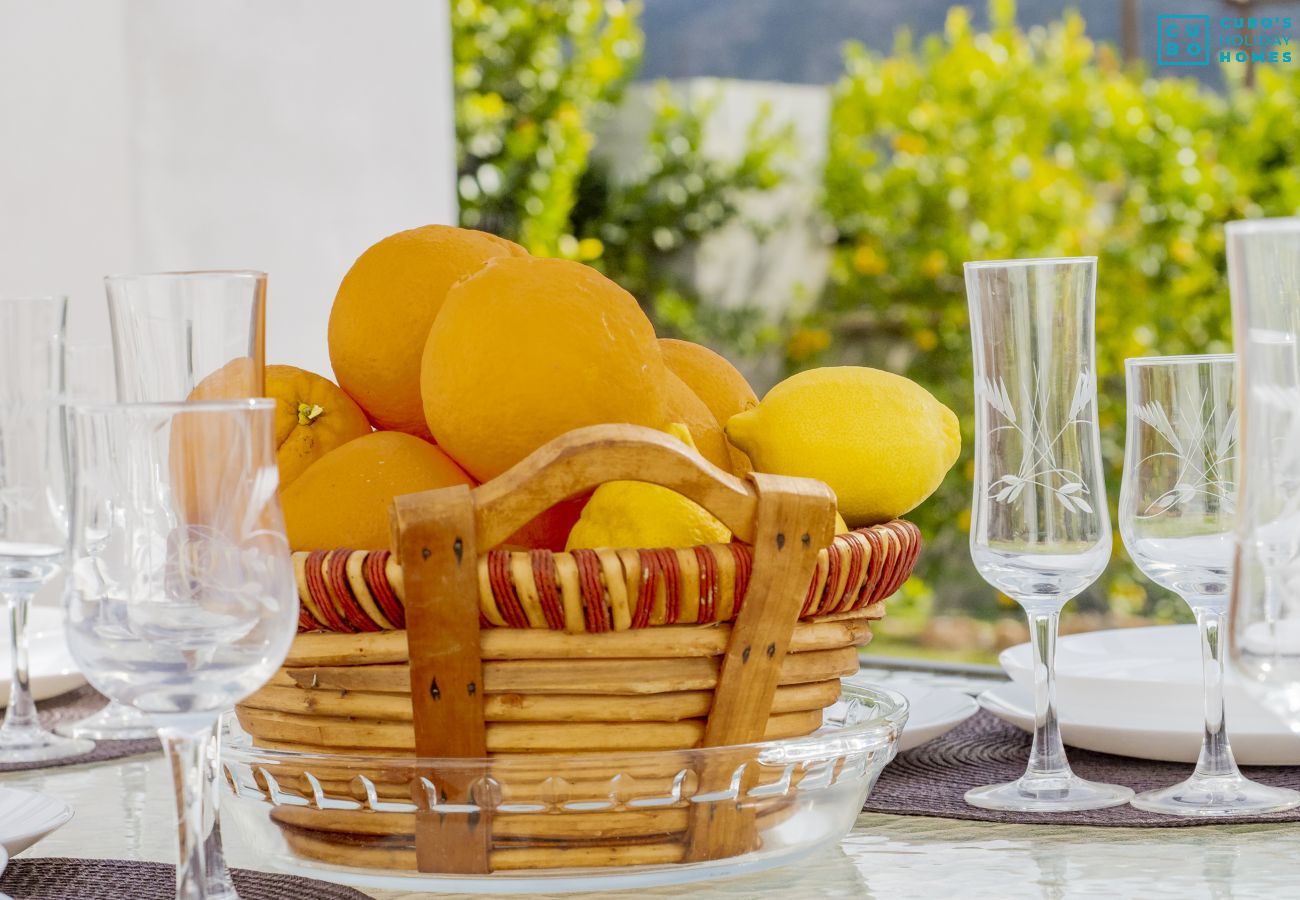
[234,424,921,874]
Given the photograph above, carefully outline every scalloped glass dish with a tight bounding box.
[220,683,906,893]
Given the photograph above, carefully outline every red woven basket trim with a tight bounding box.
[838,533,867,614]
[570,549,608,632]
[693,546,717,624]
[633,549,658,629]
[817,538,843,617]
[295,552,326,631]
[304,550,352,633]
[363,551,404,629]
[649,549,682,625]
[856,528,886,607]
[800,556,824,618]
[728,543,752,616]
[327,549,379,633]
[488,551,529,629]
[879,521,921,599]
[530,549,566,631]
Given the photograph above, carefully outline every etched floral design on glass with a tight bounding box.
[978,370,1096,516]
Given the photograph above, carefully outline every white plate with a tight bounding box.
[1000,625,1285,731]
[980,682,1300,765]
[0,607,85,704]
[0,786,73,855]
[848,679,976,751]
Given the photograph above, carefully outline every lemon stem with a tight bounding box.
[297,403,325,426]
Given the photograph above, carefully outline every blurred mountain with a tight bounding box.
[639,0,1299,86]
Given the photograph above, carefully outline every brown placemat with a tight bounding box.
[865,709,1300,826]
[0,686,159,774]
[0,858,371,900]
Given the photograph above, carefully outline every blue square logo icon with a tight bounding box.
[1157,15,1211,66]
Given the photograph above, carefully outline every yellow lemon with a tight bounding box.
[726,367,960,526]
[566,425,731,550]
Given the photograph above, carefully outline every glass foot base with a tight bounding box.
[0,725,95,764]
[965,774,1134,812]
[56,702,157,741]
[1130,774,1300,817]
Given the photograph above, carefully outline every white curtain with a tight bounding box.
[0,0,457,376]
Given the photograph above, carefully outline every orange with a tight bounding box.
[662,371,732,472]
[328,225,526,438]
[502,493,591,551]
[421,256,670,481]
[281,431,474,551]
[658,339,758,425]
[658,339,759,475]
[265,365,371,488]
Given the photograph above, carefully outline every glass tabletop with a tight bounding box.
[4,666,1294,899]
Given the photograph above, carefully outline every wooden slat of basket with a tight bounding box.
[241,678,841,724]
[275,799,796,871]
[272,805,692,841]
[236,707,822,754]
[281,825,688,871]
[282,609,877,667]
[281,645,860,696]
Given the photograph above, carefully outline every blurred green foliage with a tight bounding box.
[819,1,1300,620]
[452,0,790,346]
[453,0,1300,637]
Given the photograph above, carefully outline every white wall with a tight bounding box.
[0,0,457,376]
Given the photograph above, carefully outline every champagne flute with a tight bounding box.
[56,341,157,742]
[0,296,95,763]
[107,269,267,899]
[964,257,1133,811]
[1121,354,1299,815]
[1226,218,1300,728]
[65,399,296,900]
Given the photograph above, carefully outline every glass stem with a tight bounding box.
[202,719,236,898]
[1191,604,1240,780]
[161,722,216,900]
[0,590,38,734]
[1024,607,1071,782]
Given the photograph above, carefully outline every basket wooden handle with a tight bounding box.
[470,424,761,548]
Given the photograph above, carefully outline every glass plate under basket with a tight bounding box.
[221,683,907,893]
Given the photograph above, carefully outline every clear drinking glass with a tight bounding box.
[107,269,267,898]
[56,341,157,742]
[964,257,1133,811]
[0,296,95,763]
[1226,218,1300,728]
[1121,354,1299,815]
[65,399,297,900]
[106,271,267,402]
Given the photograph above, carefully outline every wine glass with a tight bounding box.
[65,399,297,899]
[964,257,1133,811]
[1226,218,1300,728]
[1121,354,1299,815]
[107,269,267,898]
[55,341,157,742]
[0,296,95,763]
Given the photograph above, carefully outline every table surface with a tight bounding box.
[8,666,1299,900]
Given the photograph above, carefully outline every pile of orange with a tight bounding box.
[263,224,760,553]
